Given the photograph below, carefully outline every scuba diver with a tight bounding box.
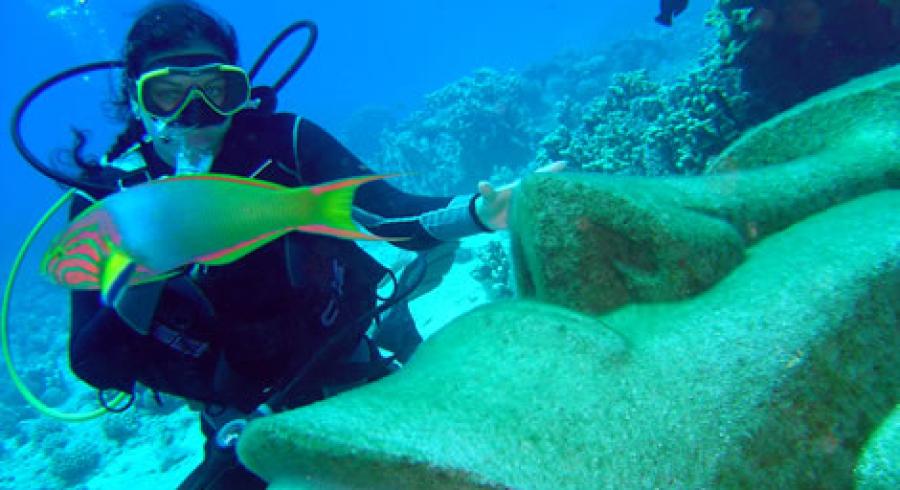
[4,1,559,488]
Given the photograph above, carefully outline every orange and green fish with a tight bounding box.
[42,173,397,303]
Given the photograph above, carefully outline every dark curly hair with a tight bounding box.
[100,1,239,162]
[123,0,238,80]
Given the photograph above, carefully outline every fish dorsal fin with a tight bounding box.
[154,173,286,190]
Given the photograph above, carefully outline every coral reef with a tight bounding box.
[537,51,755,175]
[708,0,900,109]
[26,417,68,448]
[364,2,897,184]
[374,68,546,195]
[521,18,714,110]
[46,438,103,486]
[102,410,141,445]
[369,28,718,189]
[469,239,513,299]
[22,419,105,486]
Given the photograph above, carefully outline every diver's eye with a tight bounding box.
[152,88,185,110]
[203,80,227,105]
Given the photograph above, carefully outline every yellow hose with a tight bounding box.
[2,189,128,421]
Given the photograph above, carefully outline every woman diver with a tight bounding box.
[59,1,558,488]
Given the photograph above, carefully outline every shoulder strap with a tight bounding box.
[291,115,304,182]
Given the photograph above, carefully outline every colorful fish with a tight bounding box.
[42,173,398,303]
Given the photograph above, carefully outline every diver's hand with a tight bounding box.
[474,161,566,230]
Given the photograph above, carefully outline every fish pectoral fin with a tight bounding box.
[100,249,136,306]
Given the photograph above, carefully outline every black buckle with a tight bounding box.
[116,169,152,190]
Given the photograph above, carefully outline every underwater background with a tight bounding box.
[0,0,667,269]
[1,0,898,488]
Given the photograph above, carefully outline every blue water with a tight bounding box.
[0,0,702,271]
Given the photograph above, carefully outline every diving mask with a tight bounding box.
[135,63,251,123]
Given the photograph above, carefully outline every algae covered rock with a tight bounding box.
[707,63,900,172]
[237,192,899,489]
[240,302,630,489]
[511,64,899,314]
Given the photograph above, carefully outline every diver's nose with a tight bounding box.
[176,98,227,128]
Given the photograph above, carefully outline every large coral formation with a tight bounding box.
[537,53,753,175]
[709,0,900,108]
[366,1,898,185]
[367,29,716,193]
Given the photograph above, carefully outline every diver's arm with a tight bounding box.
[294,118,492,249]
[69,290,143,392]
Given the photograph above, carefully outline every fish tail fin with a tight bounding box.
[299,174,407,241]
[655,14,672,26]
[100,248,136,306]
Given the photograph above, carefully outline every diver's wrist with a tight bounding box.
[470,194,495,232]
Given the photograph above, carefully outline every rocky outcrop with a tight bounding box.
[238,191,898,488]
[236,65,900,488]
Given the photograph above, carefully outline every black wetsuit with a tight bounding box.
[68,110,481,489]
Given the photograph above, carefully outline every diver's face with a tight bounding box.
[132,45,235,167]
